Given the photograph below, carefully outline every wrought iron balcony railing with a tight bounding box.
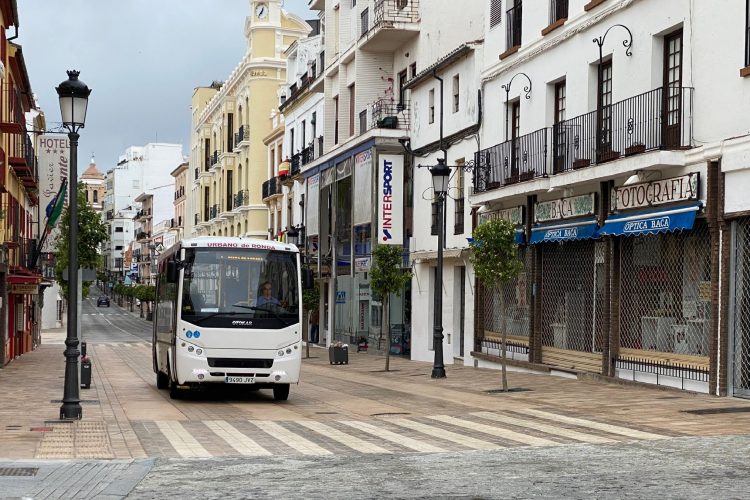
[209,150,221,167]
[474,127,549,192]
[370,98,410,131]
[262,177,282,200]
[233,189,249,209]
[234,125,245,146]
[291,153,301,176]
[209,204,220,219]
[301,146,315,167]
[551,86,693,174]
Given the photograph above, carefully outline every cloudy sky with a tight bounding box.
[17,0,314,174]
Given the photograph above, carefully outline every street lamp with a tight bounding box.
[286,226,299,247]
[429,158,450,379]
[56,70,91,420]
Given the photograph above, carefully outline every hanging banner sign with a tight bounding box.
[37,134,70,253]
[479,206,525,226]
[377,154,404,245]
[535,193,596,223]
[611,172,699,211]
[11,284,39,295]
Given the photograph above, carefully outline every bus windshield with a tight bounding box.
[180,247,299,329]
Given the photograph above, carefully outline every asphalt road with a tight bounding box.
[81,289,152,344]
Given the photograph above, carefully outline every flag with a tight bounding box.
[47,179,68,228]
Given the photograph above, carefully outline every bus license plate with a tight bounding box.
[225,376,255,384]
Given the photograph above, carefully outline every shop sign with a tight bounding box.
[611,173,699,211]
[377,154,404,245]
[358,284,371,300]
[336,291,346,304]
[37,134,70,253]
[12,284,38,295]
[535,193,596,223]
[479,206,524,226]
[355,257,371,273]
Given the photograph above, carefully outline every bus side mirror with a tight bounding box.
[166,261,179,283]
[302,269,314,290]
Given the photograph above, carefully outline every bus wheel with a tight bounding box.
[169,377,184,400]
[272,384,290,401]
[156,370,169,390]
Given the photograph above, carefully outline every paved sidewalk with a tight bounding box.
[1,327,750,462]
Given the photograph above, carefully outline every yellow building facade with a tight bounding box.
[189,0,310,239]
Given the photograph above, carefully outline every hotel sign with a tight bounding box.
[37,134,70,253]
[479,206,524,226]
[535,193,596,223]
[612,173,699,211]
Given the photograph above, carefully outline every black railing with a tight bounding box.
[506,1,522,49]
[361,8,370,37]
[615,356,709,383]
[317,136,324,157]
[195,213,199,225]
[551,86,693,174]
[0,83,25,130]
[474,127,548,192]
[262,177,282,200]
[233,189,249,209]
[549,0,568,24]
[371,99,410,131]
[235,125,245,146]
[210,150,220,167]
[291,153,302,175]
[209,204,219,219]
[136,231,150,241]
[9,133,35,177]
[301,146,314,167]
[372,0,419,30]
[194,168,199,180]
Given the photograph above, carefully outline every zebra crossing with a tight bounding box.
[132,409,673,459]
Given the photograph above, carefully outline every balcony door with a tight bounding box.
[597,60,613,160]
[509,101,521,182]
[663,30,683,149]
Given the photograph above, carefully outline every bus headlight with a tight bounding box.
[196,349,203,356]
[278,350,284,356]
[286,348,292,354]
[188,346,194,353]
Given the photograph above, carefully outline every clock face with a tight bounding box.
[256,3,268,19]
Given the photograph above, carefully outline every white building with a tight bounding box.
[102,143,183,276]
[467,0,750,397]
[104,208,137,277]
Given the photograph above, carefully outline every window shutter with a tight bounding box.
[490,0,502,28]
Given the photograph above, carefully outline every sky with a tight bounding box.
[17,0,314,175]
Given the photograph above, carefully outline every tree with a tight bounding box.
[370,244,413,372]
[469,218,523,392]
[54,183,109,299]
[302,278,320,359]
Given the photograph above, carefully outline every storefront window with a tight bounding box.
[482,248,531,343]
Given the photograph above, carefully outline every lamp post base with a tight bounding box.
[431,367,447,379]
[60,402,82,420]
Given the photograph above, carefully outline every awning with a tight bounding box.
[7,274,42,285]
[514,229,526,245]
[410,248,466,264]
[598,202,701,237]
[529,219,599,245]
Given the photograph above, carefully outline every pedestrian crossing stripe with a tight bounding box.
[141,411,673,459]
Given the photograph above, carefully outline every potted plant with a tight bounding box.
[625,142,646,156]
[573,158,591,169]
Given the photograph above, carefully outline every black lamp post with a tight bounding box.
[56,70,91,420]
[429,158,450,379]
[500,72,532,142]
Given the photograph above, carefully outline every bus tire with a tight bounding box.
[169,379,183,400]
[273,384,290,401]
[156,370,169,390]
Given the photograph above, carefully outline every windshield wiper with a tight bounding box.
[231,304,290,326]
[191,311,255,325]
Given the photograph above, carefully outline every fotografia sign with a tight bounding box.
[377,154,404,244]
[479,206,524,226]
[611,173,699,211]
[535,193,596,223]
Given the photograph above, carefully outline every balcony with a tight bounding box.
[472,86,695,193]
[301,146,315,168]
[360,0,420,51]
[136,231,151,241]
[234,125,247,150]
[370,99,410,132]
[291,153,302,176]
[0,83,26,134]
[233,189,249,210]
[106,210,114,221]
[262,177,283,201]
[551,86,693,174]
[209,150,221,169]
[8,133,36,189]
[279,65,319,113]
[209,204,220,220]
[473,127,549,193]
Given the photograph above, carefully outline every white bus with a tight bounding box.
[152,237,307,401]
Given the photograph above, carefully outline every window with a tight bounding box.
[410,62,417,78]
[301,120,306,149]
[429,89,435,124]
[334,96,340,144]
[550,0,568,24]
[398,69,408,108]
[361,8,369,36]
[93,190,98,203]
[115,245,123,251]
[352,0,356,5]
[290,128,295,155]
[115,226,124,233]
[452,75,460,113]
[553,79,567,173]
[132,179,140,189]
[349,84,356,137]
[359,109,368,134]
[746,0,750,68]
[397,0,408,9]
[454,161,465,235]
[490,0,502,28]
[506,0,522,49]
[598,60,613,150]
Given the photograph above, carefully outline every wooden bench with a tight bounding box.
[541,347,603,374]
[618,348,709,371]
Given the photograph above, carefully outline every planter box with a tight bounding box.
[597,150,621,163]
[504,175,519,186]
[329,345,348,365]
[572,158,591,170]
[625,144,646,157]
[519,171,535,182]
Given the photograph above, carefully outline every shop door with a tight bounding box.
[732,219,750,398]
